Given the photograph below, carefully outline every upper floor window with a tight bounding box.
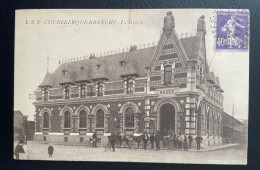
[96,109,104,128]
[79,110,87,128]
[199,66,203,84]
[80,84,85,98]
[64,111,71,128]
[98,83,104,96]
[125,107,134,128]
[127,79,134,94]
[65,86,70,99]
[120,61,126,66]
[164,65,172,85]
[43,112,49,128]
[43,88,48,101]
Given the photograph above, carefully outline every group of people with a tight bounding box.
[102,131,204,151]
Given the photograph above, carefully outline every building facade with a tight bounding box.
[34,12,226,148]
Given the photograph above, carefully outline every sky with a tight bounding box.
[14,9,249,121]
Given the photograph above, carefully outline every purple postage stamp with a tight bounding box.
[216,11,249,50]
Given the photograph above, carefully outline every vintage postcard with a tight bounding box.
[14,9,249,164]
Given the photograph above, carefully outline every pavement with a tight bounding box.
[189,143,239,152]
[14,141,247,164]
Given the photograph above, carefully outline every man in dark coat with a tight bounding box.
[14,139,25,160]
[92,132,98,148]
[143,132,149,149]
[195,135,203,150]
[154,131,161,151]
[150,133,155,149]
[173,133,176,149]
[116,132,122,149]
[188,135,193,148]
[183,135,188,151]
[109,132,116,152]
[48,143,54,159]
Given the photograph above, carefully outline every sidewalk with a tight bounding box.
[189,143,239,152]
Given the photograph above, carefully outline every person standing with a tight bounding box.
[48,143,54,159]
[188,135,193,148]
[110,132,116,152]
[178,134,183,149]
[154,131,161,151]
[92,131,98,148]
[183,135,188,151]
[14,139,25,160]
[117,132,122,149]
[195,135,203,150]
[143,132,149,149]
[173,133,176,149]
[150,133,155,149]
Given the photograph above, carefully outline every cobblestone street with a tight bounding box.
[17,142,247,164]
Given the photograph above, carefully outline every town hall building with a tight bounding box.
[33,12,226,148]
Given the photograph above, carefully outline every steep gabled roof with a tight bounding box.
[39,73,53,87]
[180,36,202,62]
[38,35,211,87]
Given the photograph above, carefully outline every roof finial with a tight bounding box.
[47,56,49,73]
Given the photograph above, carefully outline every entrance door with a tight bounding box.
[160,104,175,136]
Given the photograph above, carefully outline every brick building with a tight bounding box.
[34,12,226,147]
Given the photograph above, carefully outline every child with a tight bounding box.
[14,139,25,160]
[48,143,54,159]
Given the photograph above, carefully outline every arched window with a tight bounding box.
[164,65,172,85]
[64,111,71,128]
[98,83,103,97]
[43,112,49,128]
[127,79,134,94]
[79,110,87,128]
[96,109,104,128]
[125,107,134,127]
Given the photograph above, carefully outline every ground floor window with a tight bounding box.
[64,111,71,128]
[125,107,134,128]
[96,109,104,128]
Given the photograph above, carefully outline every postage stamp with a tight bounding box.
[216,11,249,50]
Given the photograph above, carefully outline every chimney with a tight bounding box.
[197,15,206,36]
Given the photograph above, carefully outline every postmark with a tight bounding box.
[215,11,249,51]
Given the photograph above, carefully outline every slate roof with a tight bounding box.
[39,73,53,87]
[180,36,202,62]
[38,35,221,88]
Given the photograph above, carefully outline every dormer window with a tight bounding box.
[98,83,104,96]
[42,87,48,101]
[80,84,85,98]
[97,65,101,70]
[120,61,126,66]
[127,79,134,94]
[65,86,70,99]
[63,70,67,75]
[80,66,84,71]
